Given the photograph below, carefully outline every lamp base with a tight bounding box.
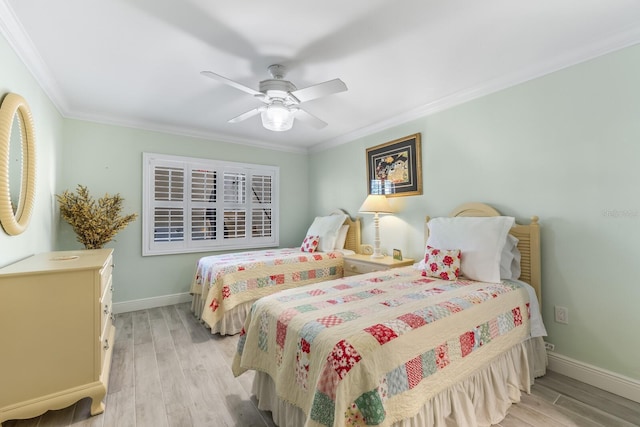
[370,254,384,259]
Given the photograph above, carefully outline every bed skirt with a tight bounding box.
[191,293,250,335]
[251,337,547,427]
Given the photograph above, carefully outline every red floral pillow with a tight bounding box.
[422,245,461,281]
[300,235,320,253]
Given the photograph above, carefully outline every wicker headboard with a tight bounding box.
[425,202,541,304]
[331,210,363,254]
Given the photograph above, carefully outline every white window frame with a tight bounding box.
[142,152,279,256]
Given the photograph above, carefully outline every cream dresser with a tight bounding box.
[343,254,415,277]
[0,249,115,423]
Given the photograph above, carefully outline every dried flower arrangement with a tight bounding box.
[57,184,138,249]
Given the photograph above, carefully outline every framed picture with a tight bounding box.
[366,133,422,197]
[392,249,403,261]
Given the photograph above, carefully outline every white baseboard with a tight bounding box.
[113,292,192,314]
[547,351,640,403]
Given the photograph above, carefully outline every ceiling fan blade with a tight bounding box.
[201,71,262,97]
[228,108,262,123]
[294,108,328,129]
[290,78,347,103]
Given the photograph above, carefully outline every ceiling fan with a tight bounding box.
[201,64,348,132]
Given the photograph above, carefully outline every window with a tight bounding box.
[142,153,279,256]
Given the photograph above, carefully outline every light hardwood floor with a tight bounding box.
[3,303,639,427]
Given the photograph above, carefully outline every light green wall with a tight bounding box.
[58,120,310,303]
[310,44,640,381]
[0,31,64,267]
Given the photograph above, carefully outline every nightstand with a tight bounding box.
[343,254,415,277]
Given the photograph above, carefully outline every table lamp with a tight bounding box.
[359,194,393,258]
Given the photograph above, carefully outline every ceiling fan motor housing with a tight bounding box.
[259,79,297,102]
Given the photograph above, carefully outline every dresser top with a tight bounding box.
[0,249,113,276]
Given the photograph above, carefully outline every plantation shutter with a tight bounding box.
[222,170,247,240]
[152,165,185,243]
[143,153,279,256]
[251,173,273,238]
[190,166,217,242]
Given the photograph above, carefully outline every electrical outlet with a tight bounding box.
[555,306,569,324]
[544,341,555,351]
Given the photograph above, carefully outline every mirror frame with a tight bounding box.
[0,93,36,235]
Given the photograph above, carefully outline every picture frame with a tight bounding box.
[392,249,403,261]
[366,133,422,197]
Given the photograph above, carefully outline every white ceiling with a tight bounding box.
[2,1,640,153]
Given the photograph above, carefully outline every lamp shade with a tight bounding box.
[261,101,294,131]
[359,194,393,214]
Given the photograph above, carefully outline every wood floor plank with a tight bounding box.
[554,395,638,427]
[100,386,135,427]
[1,416,40,427]
[69,398,104,427]
[165,402,193,427]
[538,373,640,425]
[200,354,267,426]
[503,402,565,427]
[133,314,168,427]
[182,366,236,427]
[529,382,561,403]
[155,339,195,420]
[496,413,536,427]
[36,405,75,426]
[160,305,185,332]
[113,312,132,342]
[179,312,269,426]
[223,334,257,396]
[518,391,602,427]
[174,302,215,343]
[107,335,134,393]
[131,310,152,345]
[168,306,242,426]
[542,371,640,421]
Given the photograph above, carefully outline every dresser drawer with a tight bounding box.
[100,255,113,295]
[100,314,113,370]
[100,276,113,333]
[344,259,388,276]
[343,255,415,277]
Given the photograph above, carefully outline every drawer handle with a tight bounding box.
[103,339,110,351]
[104,305,110,315]
[110,313,115,321]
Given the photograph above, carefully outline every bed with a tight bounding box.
[232,203,547,427]
[190,211,363,335]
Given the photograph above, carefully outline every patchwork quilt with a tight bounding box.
[190,248,344,330]
[233,267,532,427]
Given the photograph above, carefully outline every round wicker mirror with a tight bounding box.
[0,93,36,235]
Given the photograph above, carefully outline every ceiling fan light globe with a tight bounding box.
[261,102,294,131]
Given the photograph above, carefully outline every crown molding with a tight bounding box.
[0,1,69,113]
[67,109,310,154]
[312,25,640,153]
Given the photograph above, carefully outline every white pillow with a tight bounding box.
[500,234,518,280]
[334,224,350,250]
[511,244,522,279]
[426,216,515,283]
[305,214,347,252]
